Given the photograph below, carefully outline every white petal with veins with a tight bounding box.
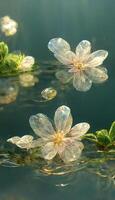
[54,105,73,134]
[48,38,70,54]
[69,123,90,139]
[76,40,91,58]
[54,50,76,65]
[41,142,57,160]
[29,114,55,138]
[85,66,108,83]
[59,140,84,163]
[73,71,92,91]
[85,50,108,68]
[7,136,20,144]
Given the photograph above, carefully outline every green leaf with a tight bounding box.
[96,130,111,146]
[109,121,115,141]
[0,42,9,62]
[83,133,97,142]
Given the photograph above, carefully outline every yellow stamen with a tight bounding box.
[53,132,64,145]
[73,61,84,70]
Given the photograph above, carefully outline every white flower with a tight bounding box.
[18,56,35,72]
[7,135,34,150]
[0,16,18,36]
[29,105,90,163]
[48,38,108,91]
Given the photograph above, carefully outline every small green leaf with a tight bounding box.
[83,133,97,141]
[0,42,9,62]
[96,130,111,146]
[109,121,115,141]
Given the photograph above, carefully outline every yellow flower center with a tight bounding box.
[53,132,64,145]
[73,61,84,70]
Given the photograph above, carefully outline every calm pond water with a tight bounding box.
[0,0,115,199]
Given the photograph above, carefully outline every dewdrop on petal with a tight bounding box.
[41,87,57,100]
[0,16,18,36]
[18,56,35,72]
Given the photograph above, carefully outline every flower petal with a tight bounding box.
[69,123,90,139]
[59,140,84,163]
[54,51,76,65]
[41,142,57,160]
[86,50,108,67]
[85,67,108,83]
[73,71,92,91]
[54,105,73,134]
[55,69,73,84]
[15,135,34,149]
[31,138,49,148]
[76,40,91,59]
[20,135,33,143]
[7,136,20,144]
[18,56,35,71]
[48,38,70,54]
[29,114,55,138]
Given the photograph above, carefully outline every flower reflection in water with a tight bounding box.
[0,79,18,105]
[19,73,39,87]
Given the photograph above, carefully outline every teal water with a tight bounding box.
[0,0,115,199]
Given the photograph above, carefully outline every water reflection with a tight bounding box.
[0,78,18,105]
[19,73,39,87]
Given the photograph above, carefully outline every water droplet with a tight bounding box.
[41,87,57,100]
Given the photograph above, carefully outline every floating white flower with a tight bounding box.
[18,56,35,72]
[0,16,18,36]
[29,105,90,163]
[7,135,34,150]
[48,38,108,91]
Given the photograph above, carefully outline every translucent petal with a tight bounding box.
[54,105,73,134]
[59,140,84,163]
[31,138,49,148]
[16,142,31,149]
[16,135,34,149]
[41,142,57,160]
[29,114,55,138]
[7,136,20,144]
[7,135,34,149]
[19,135,33,143]
[86,50,108,67]
[76,40,91,58]
[19,56,35,71]
[85,67,108,83]
[73,72,92,92]
[69,123,90,139]
[48,38,70,54]
[54,50,76,65]
[55,70,73,84]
